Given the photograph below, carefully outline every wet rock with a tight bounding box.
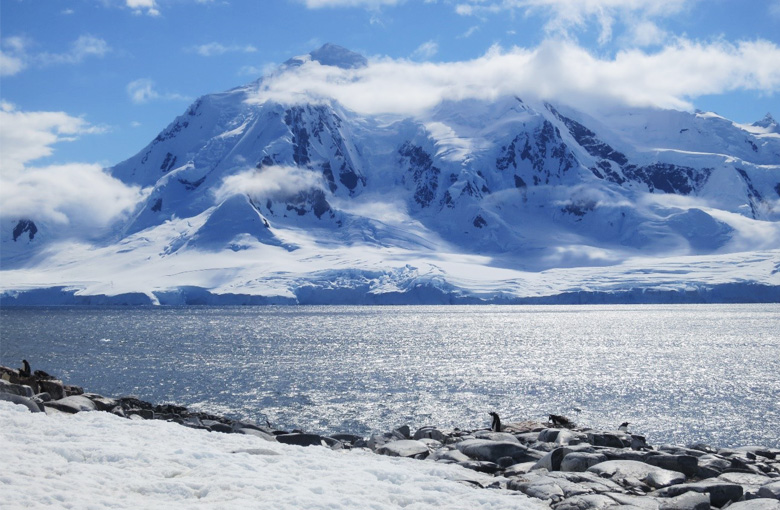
[0,379,34,398]
[413,426,446,442]
[474,431,520,443]
[535,446,593,471]
[0,392,44,412]
[45,395,98,413]
[393,425,411,439]
[37,380,65,400]
[504,461,538,476]
[376,439,429,458]
[696,454,731,477]
[601,448,652,462]
[687,443,718,455]
[83,393,118,411]
[732,447,778,460]
[561,452,609,472]
[716,472,773,498]
[588,460,686,489]
[429,448,471,463]
[552,471,628,495]
[330,433,363,445]
[33,392,52,403]
[553,494,619,510]
[653,480,743,507]
[456,438,544,464]
[277,433,333,448]
[660,446,708,458]
[588,432,630,448]
[458,460,500,474]
[539,428,563,442]
[516,431,541,443]
[644,454,698,478]
[757,480,780,499]
[236,428,277,441]
[725,500,780,510]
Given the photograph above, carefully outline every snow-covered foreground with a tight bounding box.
[1,401,546,510]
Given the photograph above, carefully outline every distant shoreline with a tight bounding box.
[2,282,779,306]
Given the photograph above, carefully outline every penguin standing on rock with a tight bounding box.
[19,359,31,378]
[618,422,630,432]
[489,411,502,432]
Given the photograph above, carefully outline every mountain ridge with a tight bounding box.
[2,44,779,305]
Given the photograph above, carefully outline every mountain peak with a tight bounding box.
[752,112,778,131]
[284,43,368,70]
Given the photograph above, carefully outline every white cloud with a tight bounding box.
[0,104,142,231]
[249,38,780,117]
[411,40,439,60]
[0,34,110,75]
[214,166,325,203]
[301,0,404,7]
[191,42,258,57]
[126,0,160,16]
[126,78,188,104]
[0,50,25,76]
[454,0,692,44]
[628,20,668,47]
[0,102,106,176]
[770,0,780,19]
[0,162,144,229]
[38,35,111,65]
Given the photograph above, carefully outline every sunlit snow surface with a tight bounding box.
[2,305,778,448]
[0,401,549,510]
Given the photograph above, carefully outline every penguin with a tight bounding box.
[489,411,501,432]
[19,359,31,378]
[618,422,630,432]
[549,414,575,428]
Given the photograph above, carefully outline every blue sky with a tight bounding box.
[1,0,780,170]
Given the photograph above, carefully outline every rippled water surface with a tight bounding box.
[2,304,778,447]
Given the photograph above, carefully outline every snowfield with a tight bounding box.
[1,401,548,510]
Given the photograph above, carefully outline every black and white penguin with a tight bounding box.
[549,414,575,428]
[489,411,501,432]
[618,422,630,432]
[19,359,31,378]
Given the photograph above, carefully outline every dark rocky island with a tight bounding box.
[2,364,779,510]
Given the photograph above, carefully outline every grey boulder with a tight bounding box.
[561,452,609,472]
[456,439,544,464]
[588,460,686,489]
[376,439,429,458]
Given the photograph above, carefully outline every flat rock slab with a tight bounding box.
[46,395,97,413]
[0,380,34,398]
[725,500,780,510]
[0,392,44,412]
[608,491,710,510]
[457,439,544,464]
[588,460,686,489]
[653,481,743,508]
[376,439,429,458]
[553,494,619,510]
[757,480,780,500]
[276,433,329,447]
[474,431,520,443]
[561,452,608,472]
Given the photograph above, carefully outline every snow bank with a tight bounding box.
[0,401,546,510]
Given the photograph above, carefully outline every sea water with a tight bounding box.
[1,304,778,448]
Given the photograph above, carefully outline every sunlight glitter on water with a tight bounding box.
[2,304,778,447]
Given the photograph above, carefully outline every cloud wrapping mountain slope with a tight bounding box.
[2,46,779,304]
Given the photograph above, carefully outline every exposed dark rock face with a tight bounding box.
[12,219,37,242]
[160,152,177,173]
[399,142,441,208]
[496,120,577,186]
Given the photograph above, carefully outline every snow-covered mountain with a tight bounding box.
[2,45,779,304]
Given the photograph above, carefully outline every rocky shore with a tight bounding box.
[3,364,779,510]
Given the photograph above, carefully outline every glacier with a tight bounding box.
[2,44,779,305]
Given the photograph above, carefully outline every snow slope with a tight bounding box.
[1,401,547,510]
[2,45,779,304]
